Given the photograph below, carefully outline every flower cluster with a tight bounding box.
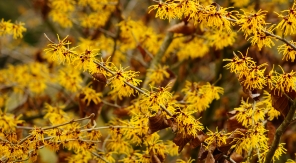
[224,50,268,90]
[118,19,160,54]
[48,0,117,28]
[275,3,296,36]
[149,1,236,31]
[181,81,224,113]
[0,19,26,39]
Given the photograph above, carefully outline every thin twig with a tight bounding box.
[212,74,222,86]
[102,134,110,152]
[102,100,122,108]
[93,61,174,115]
[98,28,116,38]
[43,33,55,44]
[90,151,110,163]
[160,104,173,116]
[80,126,131,132]
[16,126,34,130]
[42,113,95,130]
[94,61,149,96]
[18,114,95,145]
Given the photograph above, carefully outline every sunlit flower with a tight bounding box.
[278,41,296,62]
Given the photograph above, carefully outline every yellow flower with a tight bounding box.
[0,110,23,131]
[66,151,92,163]
[144,133,167,160]
[73,48,99,72]
[249,30,275,50]
[182,81,223,113]
[44,104,69,125]
[204,128,230,149]
[275,2,296,36]
[50,0,76,12]
[0,19,13,36]
[234,99,254,127]
[232,125,268,155]
[44,35,74,64]
[107,138,132,154]
[260,91,280,121]
[148,2,178,21]
[165,140,179,156]
[237,9,267,38]
[125,115,149,145]
[139,85,173,113]
[28,62,49,94]
[176,37,209,60]
[49,10,73,28]
[174,109,204,137]
[147,65,170,86]
[0,19,26,38]
[272,66,296,93]
[231,0,250,7]
[80,85,102,106]
[200,5,235,32]
[273,143,287,162]
[58,66,83,92]
[278,41,296,62]
[240,63,267,90]
[80,11,111,28]
[11,21,26,39]
[205,30,237,50]
[108,65,142,99]
[223,51,255,74]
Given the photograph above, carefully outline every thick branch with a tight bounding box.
[142,30,174,89]
[264,99,296,163]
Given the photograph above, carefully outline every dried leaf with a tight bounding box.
[271,92,289,117]
[173,132,193,153]
[230,152,243,163]
[226,115,245,132]
[168,118,178,132]
[271,90,296,117]
[205,152,215,163]
[136,44,152,63]
[191,131,207,148]
[266,121,276,145]
[113,108,130,118]
[137,44,147,58]
[167,22,196,35]
[213,148,223,160]
[92,73,107,84]
[78,94,102,125]
[198,144,208,160]
[148,111,170,134]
